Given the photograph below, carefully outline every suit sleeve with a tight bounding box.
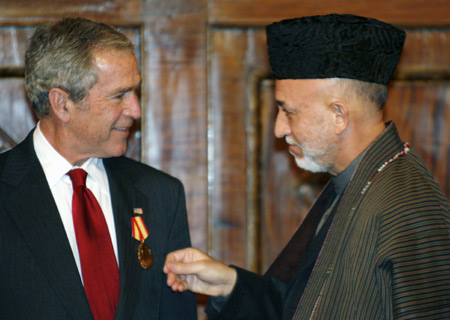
[205,266,287,320]
[159,179,198,319]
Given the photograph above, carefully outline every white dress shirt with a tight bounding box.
[33,123,119,279]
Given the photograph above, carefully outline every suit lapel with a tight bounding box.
[105,159,168,320]
[105,160,142,319]
[265,183,335,281]
[1,133,93,319]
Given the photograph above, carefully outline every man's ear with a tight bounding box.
[48,88,71,123]
[331,102,349,135]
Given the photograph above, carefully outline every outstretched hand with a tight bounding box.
[163,247,237,297]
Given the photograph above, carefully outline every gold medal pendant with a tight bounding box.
[138,242,153,269]
[132,213,152,269]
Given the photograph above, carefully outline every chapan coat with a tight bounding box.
[207,122,450,320]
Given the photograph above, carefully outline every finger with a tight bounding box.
[166,272,176,286]
[164,248,195,273]
[165,260,206,276]
[166,272,186,291]
[164,250,183,265]
[165,247,207,265]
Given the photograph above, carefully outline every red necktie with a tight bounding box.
[68,168,120,320]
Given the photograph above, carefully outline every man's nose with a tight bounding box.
[125,93,141,119]
[274,109,291,138]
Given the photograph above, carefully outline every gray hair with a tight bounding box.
[332,78,388,109]
[25,17,135,118]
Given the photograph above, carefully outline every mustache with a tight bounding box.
[285,135,298,147]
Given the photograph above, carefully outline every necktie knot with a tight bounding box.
[68,168,88,188]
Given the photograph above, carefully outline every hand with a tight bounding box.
[163,247,237,297]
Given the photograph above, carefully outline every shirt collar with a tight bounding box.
[33,122,107,190]
[331,152,364,196]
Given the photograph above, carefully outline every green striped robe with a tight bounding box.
[291,122,450,319]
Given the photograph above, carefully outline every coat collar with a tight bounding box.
[341,121,405,200]
[103,159,142,319]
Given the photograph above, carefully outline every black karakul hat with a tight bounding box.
[266,14,406,84]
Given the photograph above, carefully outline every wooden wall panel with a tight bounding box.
[0,26,34,71]
[384,82,450,195]
[0,79,35,146]
[209,0,450,26]
[209,28,250,266]
[208,27,272,269]
[384,28,450,195]
[141,2,209,315]
[395,28,450,79]
[142,0,208,252]
[0,0,141,25]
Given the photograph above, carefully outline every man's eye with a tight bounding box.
[284,111,294,119]
[111,93,125,102]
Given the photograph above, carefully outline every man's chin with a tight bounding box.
[104,145,128,158]
[294,157,328,173]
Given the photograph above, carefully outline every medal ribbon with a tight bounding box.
[132,216,149,242]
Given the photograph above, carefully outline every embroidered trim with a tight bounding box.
[361,142,410,194]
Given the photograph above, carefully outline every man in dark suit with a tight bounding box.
[0,17,196,319]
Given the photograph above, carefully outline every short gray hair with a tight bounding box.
[333,78,388,109]
[25,17,135,118]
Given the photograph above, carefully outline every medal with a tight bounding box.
[132,213,152,269]
[138,242,153,269]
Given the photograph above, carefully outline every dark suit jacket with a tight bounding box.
[0,131,197,319]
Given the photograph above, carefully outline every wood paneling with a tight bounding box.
[0,0,141,25]
[0,79,35,145]
[0,26,34,70]
[384,28,450,196]
[385,81,450,195]
[142,0,208,252]
[209,0,450,26]
[208,27,269,269]
[395,28,450,79]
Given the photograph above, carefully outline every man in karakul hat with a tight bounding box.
[163,14,450,319]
